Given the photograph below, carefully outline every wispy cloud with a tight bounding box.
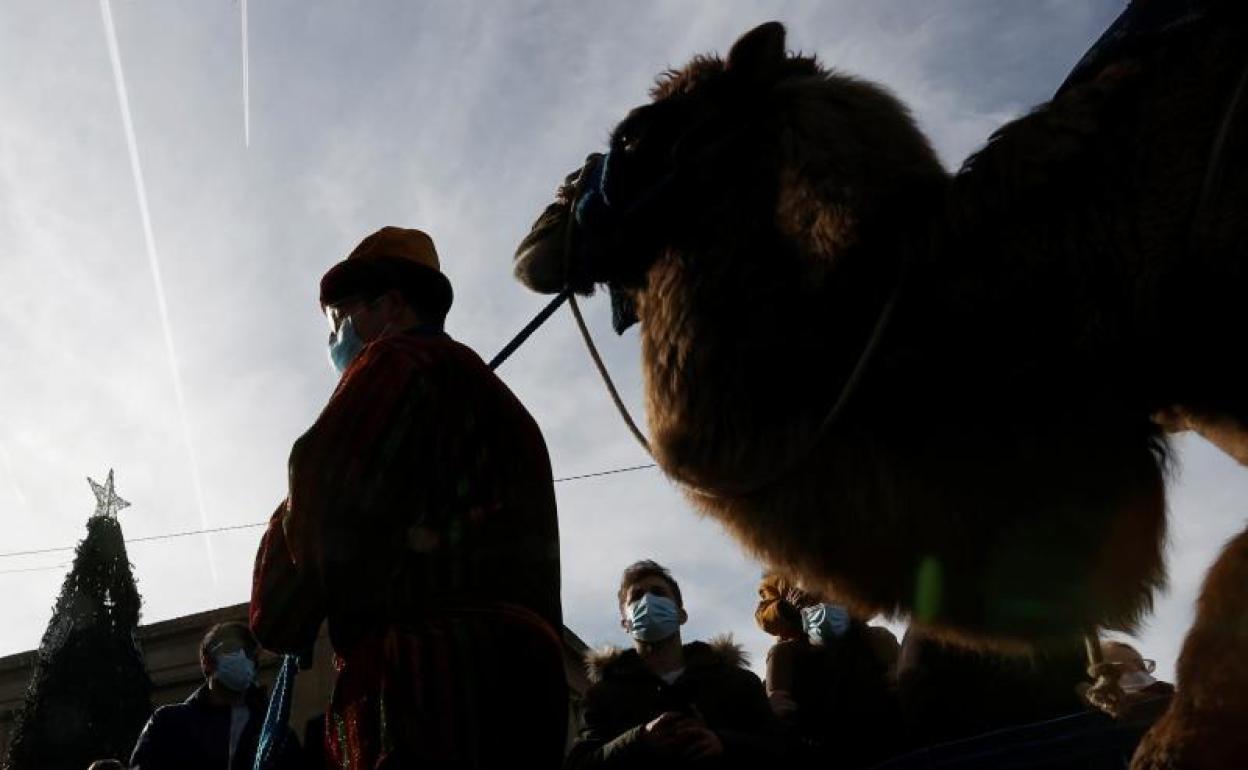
[98,0,218,582]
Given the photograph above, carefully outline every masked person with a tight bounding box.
[565,560,792,768]
[1083,640,1176,721]
[754,572,900,766]
[129,622,302,770]
[250,227,566,768]
[1102,642,1173,699]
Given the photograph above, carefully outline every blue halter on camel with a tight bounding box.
[571,150,669,335]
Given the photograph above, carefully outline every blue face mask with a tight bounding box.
[802,603,851,646]
[328,315,365,375]
[213,650,257,692]
[626,593,681,643]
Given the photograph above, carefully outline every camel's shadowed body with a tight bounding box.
[516,12,1248,767]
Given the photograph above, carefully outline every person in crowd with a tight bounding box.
[1083,639,1175,721]
[250,227,566,767]
[129,621,302,770]
[565,560,793,768]
[755,571,901,766]
[896,626,1090,748]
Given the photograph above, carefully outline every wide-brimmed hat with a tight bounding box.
[319,226,453,318]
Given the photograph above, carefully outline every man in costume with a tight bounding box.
[250,227,566,768]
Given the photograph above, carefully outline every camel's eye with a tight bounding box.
[614,126,641,154]
[613,107,655,154]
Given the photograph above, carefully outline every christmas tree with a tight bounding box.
[3,470,153,770]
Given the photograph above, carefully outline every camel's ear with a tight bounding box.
[726,21,787,80]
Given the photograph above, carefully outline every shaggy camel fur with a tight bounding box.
[515,17,1248,768]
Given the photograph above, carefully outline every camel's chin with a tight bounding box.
[513,245,565,295]
[513,201,573,295]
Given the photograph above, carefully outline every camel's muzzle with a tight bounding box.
[514,151,673,333]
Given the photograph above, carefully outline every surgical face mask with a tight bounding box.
[1119,670,1158,694]
[212,650,257,692]
[801,603,850,646]
[625,593,681,643]
[328,315,365,375]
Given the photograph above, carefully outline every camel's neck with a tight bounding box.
[636,224,904,491]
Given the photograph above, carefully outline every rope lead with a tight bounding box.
[568,293,653,455]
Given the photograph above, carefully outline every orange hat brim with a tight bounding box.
[319,256,453,317]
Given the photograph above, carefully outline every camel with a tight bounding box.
[515,15,1248,768]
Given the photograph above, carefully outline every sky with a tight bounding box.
[1,0,1245,687]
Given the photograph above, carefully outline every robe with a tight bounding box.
[251,327,566,768]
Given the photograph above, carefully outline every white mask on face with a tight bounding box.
[801,603,850,646]
[328,315,365,375]
[625,594,681,643]
[213,650,257,692]
[1118,670,1158,693]
[327,297,388,375]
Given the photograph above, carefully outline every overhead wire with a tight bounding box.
[0,461,657,563]
[0,563,68,576]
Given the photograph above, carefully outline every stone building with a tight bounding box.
[0,602,590,760]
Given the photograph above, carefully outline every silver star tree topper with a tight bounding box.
[87,469,130,519]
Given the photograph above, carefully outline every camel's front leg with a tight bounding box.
[1131,527,1248,769]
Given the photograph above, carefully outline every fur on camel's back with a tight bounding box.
[514,14,1248,653]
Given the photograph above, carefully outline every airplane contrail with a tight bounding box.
[241,0,250,147]
[99,0,219,582]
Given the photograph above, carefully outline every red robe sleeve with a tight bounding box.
[250,500,323,655]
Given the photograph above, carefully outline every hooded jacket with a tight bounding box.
[565,636,794,768]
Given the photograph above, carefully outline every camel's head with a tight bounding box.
[514,21,944,331]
